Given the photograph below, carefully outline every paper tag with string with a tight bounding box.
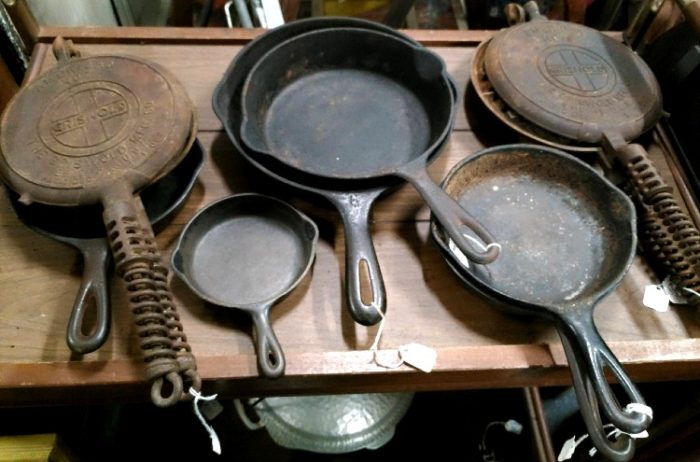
[558,435,581,461]
[398,343,437,373]
[447,234,502,269]
[369,309,436,373]
[190,388,222,455]
[643,284,670,312]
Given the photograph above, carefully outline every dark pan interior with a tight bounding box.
[174,196,316,307]
[442,146,634,310]
[241,28,452,179]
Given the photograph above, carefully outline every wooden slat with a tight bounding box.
[37,26,495,46]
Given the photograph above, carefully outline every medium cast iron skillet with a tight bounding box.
[240,27,499,267]
[430,144,651,454]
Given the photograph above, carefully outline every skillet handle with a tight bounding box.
[327,190,386,326]
[560,335,637,462]
[557,310,652,434]
[397,166,500,264]
[66,239,112,354]
[251,309,286,378]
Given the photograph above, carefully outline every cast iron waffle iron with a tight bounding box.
[0,37,200,407]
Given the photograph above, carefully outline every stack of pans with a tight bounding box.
[213,17,499,328]
[430,143,651,461]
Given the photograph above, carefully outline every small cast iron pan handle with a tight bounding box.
[396,166,500,264]
[66,239,111,354]
[561,335,636,462]
[326,189,386,326]
[250,308,285,378]
[556,309,652,434]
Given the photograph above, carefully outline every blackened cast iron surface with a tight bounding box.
[437,252,635,461]
[213,17,456,326]
[0,38,198,406]
[430,144,650,451]
[9,139,204,354]
[240,27,499,268]
[171,194,319,378]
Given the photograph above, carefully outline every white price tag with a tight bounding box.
[643,284,670,312]
[557,436,577,461]
[398,343,437,373]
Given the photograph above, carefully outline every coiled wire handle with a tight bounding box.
[104,198,200,407]
[615,142,700,305]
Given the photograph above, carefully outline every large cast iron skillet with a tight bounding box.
[213,18,462,326]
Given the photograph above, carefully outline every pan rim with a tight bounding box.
[433,143,637,311]
[238,26,456,182]
[171,192,319,309]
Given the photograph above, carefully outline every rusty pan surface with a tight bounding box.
[431,144,649,461]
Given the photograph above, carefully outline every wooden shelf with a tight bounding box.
[1,27,699,405]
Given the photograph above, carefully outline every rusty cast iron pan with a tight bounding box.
[430,144,650,459]
[8,139,204,354]
[482,4,661,147]
[470,39,599,154]
[213,17,456,326]
[0,38,197,406]
[171,193,318,378]
[241,27,500,271]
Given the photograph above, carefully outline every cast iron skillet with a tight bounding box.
[430,145,651,447]
[241,27,499,266]
[172,194,318,378]
[213,17,457,326]
[8,140,204,354]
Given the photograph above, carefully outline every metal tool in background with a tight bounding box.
[224,0,283,29]
[431,144,651,462]
[0,37,199,406]
[172,194,318,378]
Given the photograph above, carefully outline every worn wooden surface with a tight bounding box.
[0,29,699,404]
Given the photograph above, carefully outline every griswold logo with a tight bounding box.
[40,81,136,156]
[539,45,616,96]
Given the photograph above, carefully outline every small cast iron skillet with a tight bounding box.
[172,193,318,378]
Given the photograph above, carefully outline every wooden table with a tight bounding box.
[1,27,699,405]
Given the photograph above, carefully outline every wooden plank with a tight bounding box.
[1,129,700,401]
[37,26,495,46]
